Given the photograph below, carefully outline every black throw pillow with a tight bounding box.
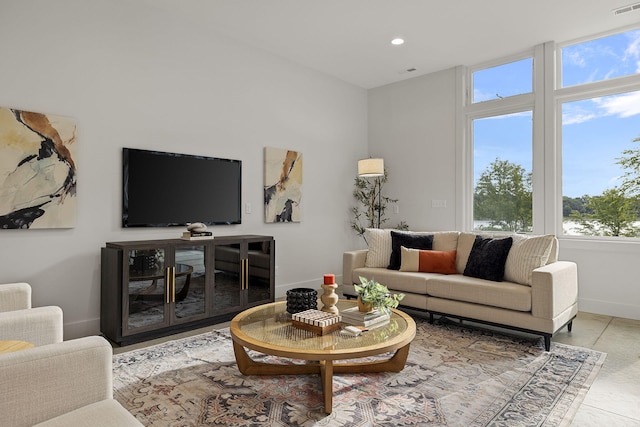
[463,236,513,282]
[387,231,433,270]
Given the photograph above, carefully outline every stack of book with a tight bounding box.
[181,231,214,240]
[291,309,342,335]
[340,306,390,327]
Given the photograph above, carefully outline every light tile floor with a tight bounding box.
[552,313,640,426]
[112,311,640,426]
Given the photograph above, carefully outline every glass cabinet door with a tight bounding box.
[212,243,243,313]
[125,247,168,332]
[173,244,207,321]
[247,240,272,305]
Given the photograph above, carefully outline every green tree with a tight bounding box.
[569,187,640,237]
[616,136,640,195]
[474,158,532,232]
[563,195,590,217]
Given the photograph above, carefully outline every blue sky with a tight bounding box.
[474,29,640,198]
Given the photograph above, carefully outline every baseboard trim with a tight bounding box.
[64,317,100,340]
[578,297,640,321]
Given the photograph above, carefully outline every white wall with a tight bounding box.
[0,0,367,338]
[368,69,458,231]
[368,68,640,321]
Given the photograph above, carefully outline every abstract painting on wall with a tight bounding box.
[264,147,302,223]
[0,107,77,229]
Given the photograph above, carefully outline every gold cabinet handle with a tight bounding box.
[244,259,249,290]
[241,259,246,290]
[170,266,176,303]
[165,266,176,303]
[165,267,171,304]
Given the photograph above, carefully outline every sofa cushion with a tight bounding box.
[426,275,532,312]
[388,231,433,270]
[34,400,143,427]
[400,247,457,274]
[463,236,513,282]
[504,234,555,286]
[352,267,432,295]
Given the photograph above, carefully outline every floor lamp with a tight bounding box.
[357,158,385,228]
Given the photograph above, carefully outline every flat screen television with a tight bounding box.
[122,148,241,227]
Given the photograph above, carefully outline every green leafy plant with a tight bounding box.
[350,169,408,243]
[354,276,405,314]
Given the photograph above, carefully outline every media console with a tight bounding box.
[101,235,274,345]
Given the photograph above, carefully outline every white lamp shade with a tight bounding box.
[358,158,384,177]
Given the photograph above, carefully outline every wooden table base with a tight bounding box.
[232,340,411,414]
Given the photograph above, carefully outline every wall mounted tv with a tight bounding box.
[122,148,242,227]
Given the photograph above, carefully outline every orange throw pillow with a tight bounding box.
[400,246,458,274]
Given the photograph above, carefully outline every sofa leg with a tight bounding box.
[544,336,551,351]
[567,321,573,333]
[429,313,434,324]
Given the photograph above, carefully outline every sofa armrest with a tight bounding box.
[530,261,578,319]
[343,250,368,286]
[0,282,32,311]
[0,336,113,427]
[0,306,63,346]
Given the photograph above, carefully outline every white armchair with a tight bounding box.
[0,282,63,346]
[0,336,143,427]
[0,283,142,426]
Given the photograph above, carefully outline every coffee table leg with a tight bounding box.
[233,340,320,375]
[320,360,333,414]
[332,344,411,374]
[232,340,411,415]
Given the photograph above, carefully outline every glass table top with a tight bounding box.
[232,300,411,352]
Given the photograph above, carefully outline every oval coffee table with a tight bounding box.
[230,299,416,414]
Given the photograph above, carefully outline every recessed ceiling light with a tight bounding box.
[391,38,405,46]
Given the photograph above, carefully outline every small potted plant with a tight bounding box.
[353,276,405,314]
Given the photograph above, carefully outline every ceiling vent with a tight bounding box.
[613,2,640,15]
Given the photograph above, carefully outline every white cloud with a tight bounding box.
[566,49,586,67]
[624,30,640,61]
[595,91,640,118]
[562,112,597,125]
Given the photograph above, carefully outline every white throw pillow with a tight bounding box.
[455,232,478,274]
[504,234,555,286]
[432,231,461,252]
[364,228,394,268]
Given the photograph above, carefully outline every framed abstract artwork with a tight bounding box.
[264,147,302,223]
[0,107,77,229]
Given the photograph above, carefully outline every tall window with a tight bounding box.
[559,29,640,238]
[467,55,536,233]
[473,112,533,232]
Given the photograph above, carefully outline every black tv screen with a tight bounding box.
[122,148,241,227]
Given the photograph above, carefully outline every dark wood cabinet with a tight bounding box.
[101,235,274,345]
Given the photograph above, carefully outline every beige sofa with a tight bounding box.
[0,282,142,427]
[342,231,578,351]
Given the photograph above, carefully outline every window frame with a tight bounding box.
[555,27,640,240]
[460,46,544,234]
[458,26,640,241]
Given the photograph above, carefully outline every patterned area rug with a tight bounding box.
[113,318,606,426]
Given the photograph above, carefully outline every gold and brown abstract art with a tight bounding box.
[264,147,302,223]
[0,107,77,229]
